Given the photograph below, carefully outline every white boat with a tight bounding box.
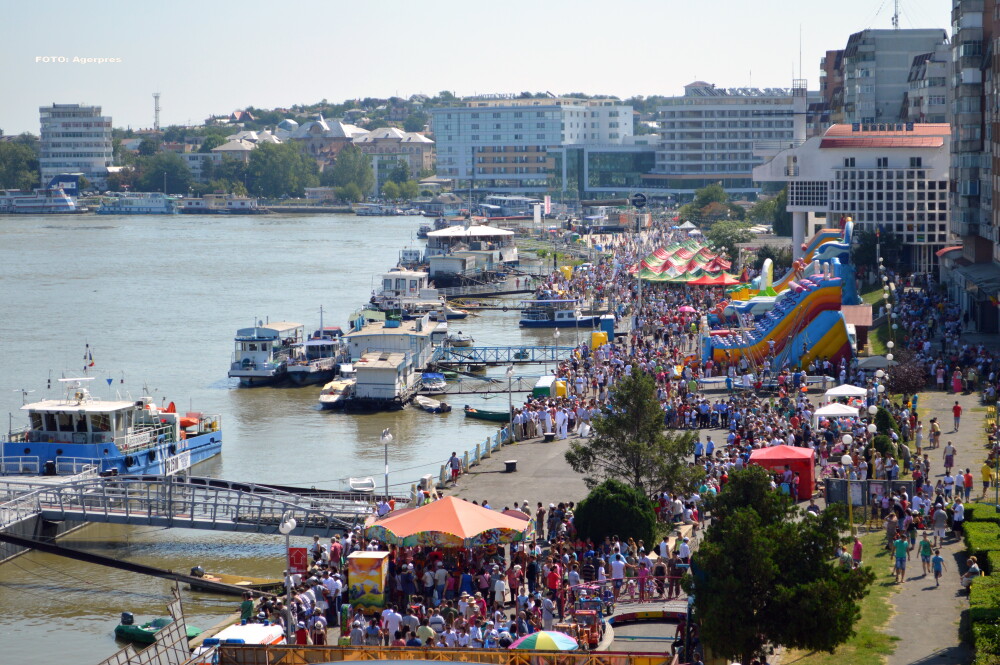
[228,321,304,387]
[96,192,178,215]
[445,332,474,347]
[355,204,398,216]
[420,372,447,394]
[414,395,451,413]
[318,365,356,409]
[428,304,469,321]
[0,176,82,214]
[286,322,347,386]
[347,476,376,494]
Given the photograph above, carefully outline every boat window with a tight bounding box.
[395,278,405,290]
[44,413,57,431]
[409,280,417,291]
[383,279,392,291]
[29,413,42,430]
[56,412,74,432]
[75,414,88,432]
[92,413,111,432]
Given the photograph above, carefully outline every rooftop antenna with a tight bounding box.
[153,92,161,132]
[798,25,803,80]
[892,0,900,29]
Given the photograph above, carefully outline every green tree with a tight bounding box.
[706,220,754,261]
[750,245,794,273]
[137,152,192,193]
[692,466,874,665]
[692,183,728,209]
[245,142,318,198]
[0,140,40,190]
[336,182,363,203]
[773,188,793,236]
[852,228,904,273]
[137,137,160,156]
[403,112,428,132]
[748,197,777,224]
[886,349,927,396]
[388,160,410,184]
[565,368,703,496]
[399,180,420,201]
[198,135,226,153]
[326,144,374,195]
[381,180,400,200]
[574,479,657,547]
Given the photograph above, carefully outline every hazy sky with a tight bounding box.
[1,0,950,135]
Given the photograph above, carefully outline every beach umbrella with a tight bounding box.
[364,496,533,547]
[509,630,579,651]
[678,305,697,313]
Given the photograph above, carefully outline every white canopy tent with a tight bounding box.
[813,403,861,427]
[824,384,869,399]
[678,221,697,230]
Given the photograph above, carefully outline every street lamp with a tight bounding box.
[278,513,297,643]
[868,405,878,416]
[381,428,393,497]
[841,454,857,536]
[573,307,582,347]
[506,365,515,443]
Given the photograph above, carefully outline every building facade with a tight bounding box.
[646,81,820,198]
[429,97,633,194]
[754,123,952,273]
[838,29,949,124]
[39,103,113,188]
[902,43,950,123]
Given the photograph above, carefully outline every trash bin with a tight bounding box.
[504,460,517,473]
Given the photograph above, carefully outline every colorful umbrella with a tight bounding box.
[364,496,533,548]
[678,305,697,313]
[509,630,579,651]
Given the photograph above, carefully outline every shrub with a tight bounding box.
[971,575,1000,624]
[874,406,900,436]
[988,552,1000,578]
[973,621,1000,665]
[964,522,1000,565]
[574,478,658,548]
[966,504,1000,525]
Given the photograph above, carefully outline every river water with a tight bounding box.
[0,212,563,664]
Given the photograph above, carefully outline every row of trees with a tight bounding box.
[565,370,874,665]
[0,135,40,190]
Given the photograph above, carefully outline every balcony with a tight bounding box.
[784,166,800,177]
[753,139,806,157]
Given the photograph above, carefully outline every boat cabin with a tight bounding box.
[519,299,582,324]
[353,352,412,401]
[424,224,517,262]
[231,322,304,371]
[379,269,433,299]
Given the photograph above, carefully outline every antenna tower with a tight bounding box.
[153,92,161,132]
[892,0,900,29]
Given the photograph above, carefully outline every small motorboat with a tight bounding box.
[414,395,452,414]
[115,613,201,645]
[463,405,510,422]
[446,332,474,347]
[318,366,356,410]
[187,566,284,596]
[420,372,448,394]
[348,476,376,494]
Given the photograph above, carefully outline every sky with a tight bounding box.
[0,0,951,135]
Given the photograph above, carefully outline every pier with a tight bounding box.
[435,345,576,366]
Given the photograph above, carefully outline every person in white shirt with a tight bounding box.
[609,549,627,600]
[382,605,403,637]
[678,538,691,563]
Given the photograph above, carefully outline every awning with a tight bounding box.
[935,246,962,257]
[954,262,1000,296]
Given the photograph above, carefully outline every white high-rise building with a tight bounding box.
[430,97,633,194]
[39,103,113,188]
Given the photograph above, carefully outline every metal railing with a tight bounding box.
[21,475,374,537]
[437,345,576,365]
[0,456,40,475]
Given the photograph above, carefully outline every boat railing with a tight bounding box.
[0,456,40,476]
[6,427,30,443]
[116,421,175,454]
[56,457,101,476]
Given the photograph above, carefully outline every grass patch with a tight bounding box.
[861,286,888,306]
[868,324,892,356]
[781,532,900,665]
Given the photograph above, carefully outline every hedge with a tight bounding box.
[966,504,1000,526]
[964,522,1000,571]
[973,621,1000,665]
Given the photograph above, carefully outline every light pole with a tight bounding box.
[381,428,393,497]
[841,453,856,536]
[278,512,297,643]
[574,307,581,348]
[506,365,514,443]
[552,328,561,376]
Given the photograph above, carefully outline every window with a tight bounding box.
[910,157,923,168]
[844,158,855,168]
[877,157,888,168]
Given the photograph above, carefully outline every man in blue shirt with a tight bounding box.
[705,436,715,458]
[693,439,704,462]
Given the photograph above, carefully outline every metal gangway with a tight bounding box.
[435,345,575,366]
[0,475,372,537]
[438,375,542,395]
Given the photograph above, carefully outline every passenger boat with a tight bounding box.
[414,395,452,414]
[417,223,432,239]
[0,176,83,214]
[355,203,398,216]
[115,613,202,645]
[318,366,356,410]
[446,332,474,347]
[96,192,178,215]
[187,567,284,596]
[420,372,447,394]
[287,326,346,386]
[228,321,304,387]
[519,299,600,328]
[463,405,510,422]
[1,377,222,477]
[428,305,469,321]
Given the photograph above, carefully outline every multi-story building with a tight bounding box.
[353,127,435,184]
[429,97,633,194]
[38,103,113,188]
[902,41,950,123]
[838,29,948,124]
[821,50,846,108]
[645,81,821,199]
[548,136,659,200]
[939,0,1000,333]
[754,123,952,273]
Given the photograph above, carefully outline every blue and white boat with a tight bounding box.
[96,192,178,215]
[0,175,83,215]
[519,299,600,328]
[1,377,222,476]
[228,321,305,387]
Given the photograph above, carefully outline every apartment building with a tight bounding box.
[429,97,633,194]
[902,41,950,123]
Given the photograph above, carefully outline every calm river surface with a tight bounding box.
[0,212,562,664]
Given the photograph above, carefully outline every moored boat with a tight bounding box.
[318,366,356,410]
[463,405,510,422]
[519,299,600,328]
[414,395,452,413]
[96,192,178,215]
[228,321,304,386]
[115,613,202,645]
[287,325,347,386]
[187,566,284,596]
[0,175,83,214]
[1,377,222,477]
[420,372,447,394]
[446,332,474,347]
